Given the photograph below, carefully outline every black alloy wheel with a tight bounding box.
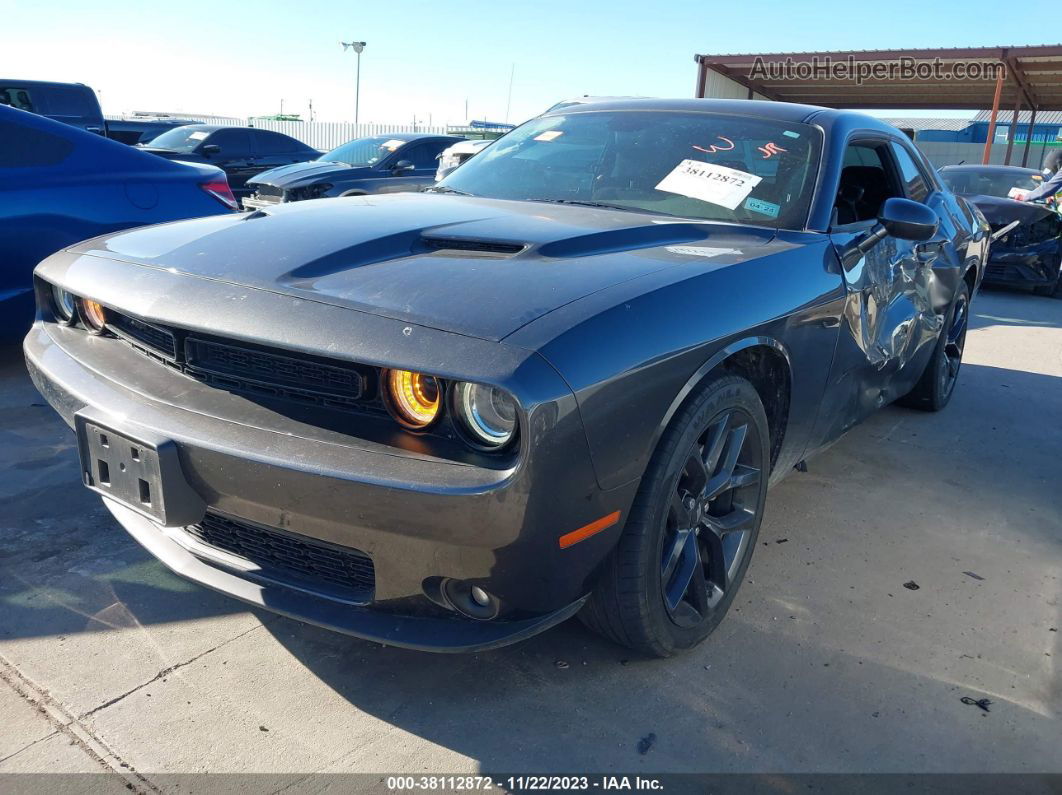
[661,408,763,627]
[581,374,770,657]
[938,288,969,402]
[900,281,971,412]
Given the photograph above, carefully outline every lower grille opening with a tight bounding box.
[184,512,375,604]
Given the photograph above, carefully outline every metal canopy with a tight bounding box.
[694,46,1062,164]
[694,46,1062,110]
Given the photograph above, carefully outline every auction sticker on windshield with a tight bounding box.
[656,160,762,210]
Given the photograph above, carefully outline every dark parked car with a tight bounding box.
[243,133,465,209]
[140,125,319,199]
[106,117,197,146]
[25,99,986,656]
[939,164,1062,296]
[0,105,237,337]
[0,79,105,134]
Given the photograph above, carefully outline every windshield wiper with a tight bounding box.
[424,185,473,195]
[527,198,670,215]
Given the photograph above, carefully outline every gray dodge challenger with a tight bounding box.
[25,99,987,656]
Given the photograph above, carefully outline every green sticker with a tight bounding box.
[744,197,780,218]
[783,130,800,138]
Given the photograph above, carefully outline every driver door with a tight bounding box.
[820,137,941,438]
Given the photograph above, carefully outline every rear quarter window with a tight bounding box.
[256,131,306,154]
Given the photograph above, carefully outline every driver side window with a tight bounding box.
[834,142,903,225]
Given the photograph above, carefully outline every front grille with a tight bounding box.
[185,512,375,602]
[185,337,370,407]
[107,313,178,360]
[106,310,379,414]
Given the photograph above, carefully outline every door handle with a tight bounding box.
[916,240,944,261]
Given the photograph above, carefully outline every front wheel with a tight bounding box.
[581,374,770,657]
[898,281,970,412]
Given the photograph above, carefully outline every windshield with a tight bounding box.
[143,126,211,152]
[319,135,407,166]
[940,168,1042,199]
[438,110,823,228]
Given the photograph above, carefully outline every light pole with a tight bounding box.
[341,40,366,126]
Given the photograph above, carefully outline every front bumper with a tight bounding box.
[983,245,1061,288]
[24,292,633,650]
[241,194,282,211]
[101,498,587,652]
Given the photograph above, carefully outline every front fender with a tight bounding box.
[509,237,846,491]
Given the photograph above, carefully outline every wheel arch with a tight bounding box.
[652,338,793,473]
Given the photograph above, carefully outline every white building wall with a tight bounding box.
[702,70,750,100]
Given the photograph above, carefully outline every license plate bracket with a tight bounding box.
[75,411,206,527]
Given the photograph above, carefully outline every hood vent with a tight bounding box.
[420,237,525,256]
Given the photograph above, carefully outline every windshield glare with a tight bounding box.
[144,126,210,152]
[438,110,822,228]
[940,168,1041,199]
[320,135,406,166]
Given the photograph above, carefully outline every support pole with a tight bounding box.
[694,56,708,99]
[1004,94,1021,165]
[354,49,361,127]
[982,71,1004,165]
[1021,106,1038,168]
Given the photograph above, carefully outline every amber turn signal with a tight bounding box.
[384,369,441,428]
[78,299,107,333]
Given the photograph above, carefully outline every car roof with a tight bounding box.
[939,163,1042,175]
[0,78,92,90]
[541,97,902,135]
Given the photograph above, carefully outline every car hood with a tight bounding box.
[248,160,362,189]
[68,193,786,341]
[963,193,1056,226]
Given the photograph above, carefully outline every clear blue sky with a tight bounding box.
[1,0,1054,124]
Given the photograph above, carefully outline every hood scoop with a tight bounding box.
[420,237,525,256]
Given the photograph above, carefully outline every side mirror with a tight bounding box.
[878,196,939,242]
[392,159,414,174]
[201,144,221,156]
[840,197,939,269]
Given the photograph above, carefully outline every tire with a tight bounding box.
[339,190,367,198]
[898,281,970,412]
[581,374,770,657]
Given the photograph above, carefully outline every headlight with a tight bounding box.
[78,298,107,334]
[51,285,77,323]
[384,369,441,428]
[453,382,518,448]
